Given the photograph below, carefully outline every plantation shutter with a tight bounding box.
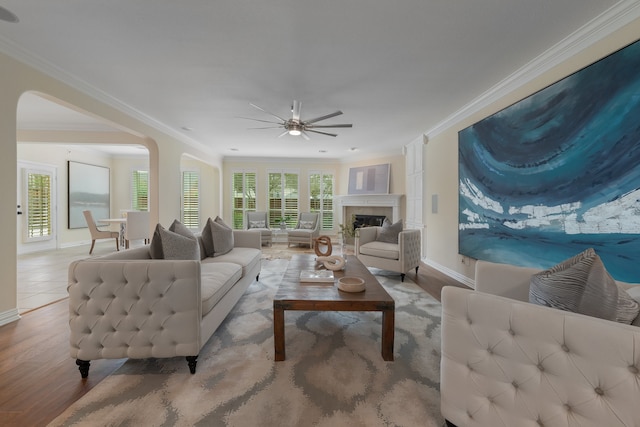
[182,171,200,228]
[322,173,334,230]
[309,172,333,231]
[232,171,256,229]
[131,170,149,211]
[268,171,298,228]
[268,172,282,228]
[27,172,52,239]
[283,173,298,226]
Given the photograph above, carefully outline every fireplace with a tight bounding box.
[336,194,404,235]
[354,214,386,229]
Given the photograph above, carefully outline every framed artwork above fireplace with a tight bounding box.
[348,163,390,195]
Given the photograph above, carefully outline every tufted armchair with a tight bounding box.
[246,211,272,246]
[287,212,320,248]
[355,226,421,282]
[440,260,640,427]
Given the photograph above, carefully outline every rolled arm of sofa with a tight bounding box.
[233,230,262,249]
[474,260,541,302]
[68,259,202,361]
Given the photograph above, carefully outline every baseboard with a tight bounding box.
[0,308,21,327]
[423,258,475,289]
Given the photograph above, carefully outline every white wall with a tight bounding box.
[0,55,222,324]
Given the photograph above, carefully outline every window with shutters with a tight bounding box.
[309,171,334,231]
[26,171,52,241]
[182,171,200,229]
[131,170,149,211]
[268,171,298,228]
[232,171,257,229]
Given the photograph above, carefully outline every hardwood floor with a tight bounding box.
[0,245,466,426]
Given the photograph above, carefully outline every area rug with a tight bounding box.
[49,259,444,427]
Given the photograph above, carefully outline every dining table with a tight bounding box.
[98,218,127,247]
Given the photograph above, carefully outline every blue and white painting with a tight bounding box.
[458,39,640,282]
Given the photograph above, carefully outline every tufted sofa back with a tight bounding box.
[441,286,640,427]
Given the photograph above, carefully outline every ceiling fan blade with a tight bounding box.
[249,103,288,123]
[301,130,311,140]
[238,116,284,125]
[248,126,284,129]
[292,100,302,121]
[306,129,338,137]
[307,123,353,128]
[277,129,290,138]
[304,110,343,124]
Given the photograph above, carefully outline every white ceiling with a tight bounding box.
[0,0,626,160]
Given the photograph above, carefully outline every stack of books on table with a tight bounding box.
[299,270,334,283]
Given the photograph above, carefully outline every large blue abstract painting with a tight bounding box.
[458,39,640,282]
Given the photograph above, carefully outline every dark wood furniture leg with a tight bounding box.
[274,303,285,361]
[381,308,395,361]
[76,359,90,378]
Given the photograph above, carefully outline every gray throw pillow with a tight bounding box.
[299,220,314,230]
[615,284,640,324]
[205,216,234,257]
[149,223,164,259]
[158,225,200,260]
[201,218,215,257]
[529,248,638,323]
[376,218,403,244]
[149,220,200,260]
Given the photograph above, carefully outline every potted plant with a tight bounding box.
[338,214,357,245]
[274,215,291,230]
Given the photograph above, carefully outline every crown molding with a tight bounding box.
[0,35,215,157]
[425,0,640,139]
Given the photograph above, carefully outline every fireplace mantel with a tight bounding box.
[336,194,404,224]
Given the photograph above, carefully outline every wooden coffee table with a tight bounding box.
[273,254,395,361]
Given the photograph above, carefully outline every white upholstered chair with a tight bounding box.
[124,211,151,249]
[287,212,320,248]
[355,225,421,282]
[83,210,119,254]
[246,211,272,246]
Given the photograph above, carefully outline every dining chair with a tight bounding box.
[124,211,151,249]
[83,210,120,254]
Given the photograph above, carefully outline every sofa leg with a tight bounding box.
[445,420,458,427]
[256,274,260,281]
[400,273,405,282]
[186,356,198,374]
[76,359,91,379]
[415,266,419,274]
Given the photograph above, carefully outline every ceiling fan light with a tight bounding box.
[289,129,301,136]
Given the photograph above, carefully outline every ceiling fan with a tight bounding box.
[243,100,352,140]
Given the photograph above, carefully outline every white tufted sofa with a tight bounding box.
[68,230,261,378]
[441,260,640,427]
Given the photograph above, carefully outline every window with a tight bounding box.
[309,172,334,230]
[268,171,298,228]
[181,171,200,229]
[232,171,256,229]
[26,171,52,240]
[131,170,149,211]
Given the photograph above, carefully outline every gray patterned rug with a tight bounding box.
[49,259,444,426]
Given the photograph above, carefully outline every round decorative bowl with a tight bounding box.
[337,276,365,293]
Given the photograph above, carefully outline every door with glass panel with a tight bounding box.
[17,162,57,253]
